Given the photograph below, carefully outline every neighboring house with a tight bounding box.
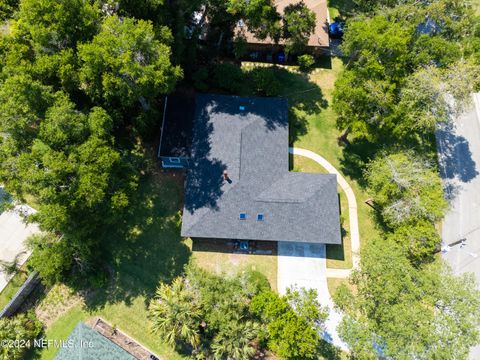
[160,93,341,244]
[55,322,135,360]
[237,0,330,55]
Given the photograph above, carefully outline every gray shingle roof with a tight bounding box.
[181,94,341,244]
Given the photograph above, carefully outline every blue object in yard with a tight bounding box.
[239,241,249,250]
[277,51,286,64]
[239,105,245,111]
[329,22,344,38]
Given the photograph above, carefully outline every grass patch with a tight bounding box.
[327,277,350,298]
[0,271,28,309]
[290,154,329,174]
[328,0,357,19]
[28,169,190,360]
[189,238,278,291]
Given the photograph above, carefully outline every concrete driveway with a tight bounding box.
[0,188,39,293]
[277,241,347,351]
[436,94,480,359]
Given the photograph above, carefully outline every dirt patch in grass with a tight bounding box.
[35,284,86,327]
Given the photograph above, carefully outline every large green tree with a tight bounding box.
[282,1,316,54]
[364,151,447,228]
[334,238,480,359]
[333,1,478,142]
[78,15,182,111]
[229,0,281,41]
[251,289,328,359]
[0,92,138,280]
[14,0,99,54]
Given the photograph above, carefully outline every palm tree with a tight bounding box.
[149,277,202,349]
[211,319,260,360]
[0,252,27,276]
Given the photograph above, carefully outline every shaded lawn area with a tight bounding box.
[328,0,357,19]
[327,277,354,300]
[0,270,28,309]
[27,170,190,360]
[189,238,278,291]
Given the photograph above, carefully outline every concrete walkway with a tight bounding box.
[275,148,361,351]
[289,147,360,276]
[277,241,348,351]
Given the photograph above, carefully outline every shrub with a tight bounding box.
[0,311,43,359]
[212,63,245,94]
[298,54,315,71]
[192,67,209,92]
[249,67,281,96]
[233,35,248,60]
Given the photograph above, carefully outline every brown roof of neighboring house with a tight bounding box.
[238,0,329,48]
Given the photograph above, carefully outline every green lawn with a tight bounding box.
[190,238,279,292]
[27,170,190,360]
[0,271,28,309]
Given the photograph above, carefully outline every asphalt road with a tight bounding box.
[436,94,480,359]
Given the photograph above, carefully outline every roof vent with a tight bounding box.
[239,213,247,220]
[257,213,264,221]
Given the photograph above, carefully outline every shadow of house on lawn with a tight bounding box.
[86,173,191,310]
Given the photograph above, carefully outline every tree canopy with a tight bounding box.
[334,238,480,359]
[365,151,447,228]
[333,1,479,142]
[282,1,316,54]
[149,265,330,359]
[78,15,182,111]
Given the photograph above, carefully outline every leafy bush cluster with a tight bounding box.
[149,265,329,359]
[0,312,43,359]
[193,63,283,97]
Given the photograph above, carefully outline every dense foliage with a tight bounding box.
[0,312,43,359]
[330,1,480,358]
[335,238,480,359]
[333,0,479,142]
[149,266,329,359]
[0,0,180,283]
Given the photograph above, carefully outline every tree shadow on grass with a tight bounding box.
[85,172,191,310]
[340,138,381,189]
[328,0,358,18]
[264,67,328,145]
